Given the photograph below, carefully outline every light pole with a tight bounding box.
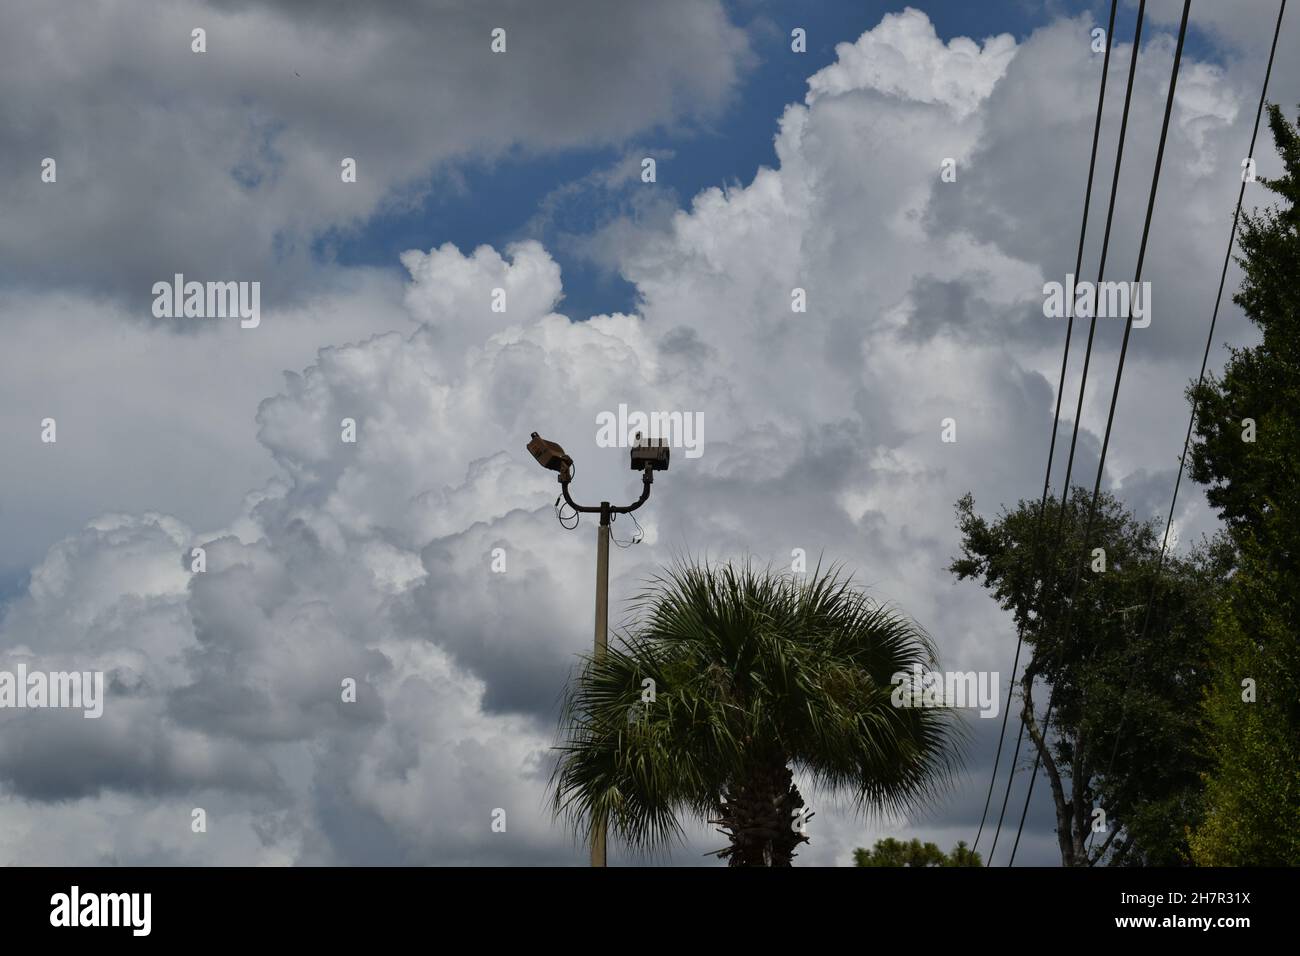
[527,430,669,867]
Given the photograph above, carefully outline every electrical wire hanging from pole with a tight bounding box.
[986,0,1150,865]
[1083,0,1287,862]
[972,0,1120,862]
[1008,0,1194,867]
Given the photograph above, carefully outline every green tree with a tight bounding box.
[854,837,981,867]
[951,489,1228,866]
[550,560,964,866]
[1187,104,1300,865]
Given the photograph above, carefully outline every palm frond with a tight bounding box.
[550,557,966,856]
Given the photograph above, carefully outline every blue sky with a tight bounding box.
[321,1,1225,323]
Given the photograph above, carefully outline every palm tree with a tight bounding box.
[551,559,965,866]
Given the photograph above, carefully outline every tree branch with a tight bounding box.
[1022,671,1075,865]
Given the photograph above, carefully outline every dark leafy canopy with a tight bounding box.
[1189,104,1300,556]
[854,837,981,867]
[1188,105,1300,865]
[550,560,965,860]
[951,490,1229,865]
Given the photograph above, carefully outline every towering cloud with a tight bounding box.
[1,7,1280,865]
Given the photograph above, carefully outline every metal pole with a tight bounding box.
[591,502,611,867]
[552,462,655,868]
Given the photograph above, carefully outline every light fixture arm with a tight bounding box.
[558,464,654,521]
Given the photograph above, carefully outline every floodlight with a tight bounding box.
[629,434,670,471]
[527,432,572,473]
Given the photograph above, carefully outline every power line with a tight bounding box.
[1086,0,1287,864]
[1008,0,1193,867]
[973,0,1119,860]
[987,0,1149,865]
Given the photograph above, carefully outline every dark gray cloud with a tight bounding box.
[0,0,752,307]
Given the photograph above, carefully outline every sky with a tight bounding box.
[0,0,1296,866]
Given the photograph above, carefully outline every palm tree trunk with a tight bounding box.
[713,758,809,866]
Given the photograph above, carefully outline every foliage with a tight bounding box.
[853,837,982,867]
[1187,105,1300,866]
[951,490,1228,865]
[551,560,964,865]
